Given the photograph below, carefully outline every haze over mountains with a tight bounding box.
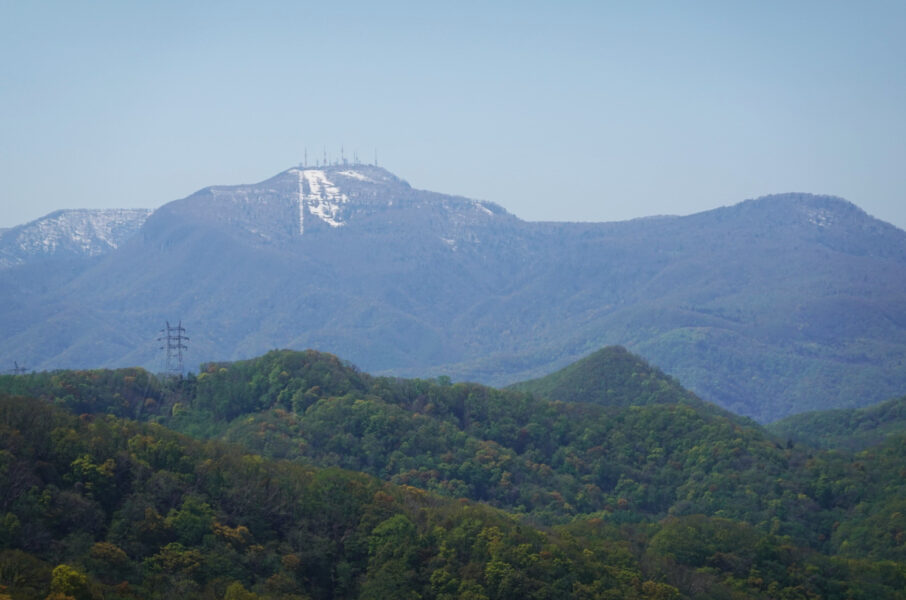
[1,164,905,421]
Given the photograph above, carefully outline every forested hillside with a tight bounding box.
[0,395,681,599]
[2,349,906,598]
[1,392,904,599]
[506,346,731,417]
[767,395,906,450]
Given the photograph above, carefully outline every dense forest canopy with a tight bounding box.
[767,395,906,451]
[1,348,905,599]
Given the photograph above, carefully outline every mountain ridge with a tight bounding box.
[1,166,904,421]
[0,207,152,268]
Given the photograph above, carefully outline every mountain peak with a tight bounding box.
[284,164,409,186]
[508,346,707,410]
[151,164,510,243]
[743,192,866,224]
[280,165,411,233]
[0,208,152,268]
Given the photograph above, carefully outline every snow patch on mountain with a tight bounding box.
[292,169,350,234]
[336,170,374,183]
[0,209,152,267]
[805,206,838,228]
[474,201,495,217]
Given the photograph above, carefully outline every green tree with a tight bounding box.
[166,497,214,546]
[48,564,91,600]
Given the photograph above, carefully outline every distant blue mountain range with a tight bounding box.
[2,165,904,422]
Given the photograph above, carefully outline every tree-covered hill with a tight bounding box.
[0,351,788,526]
[505,346,735,419]
[767,395,906,451]
[3,389,906,599]
[0,394,678,599]
[4,349,906,569]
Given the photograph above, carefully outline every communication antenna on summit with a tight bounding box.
[374,148,378,167]
[323,147,328,167]
[304,148,308,167]
[158,320,189,375]
[341,145,346,165]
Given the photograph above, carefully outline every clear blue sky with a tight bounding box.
[2,1,904,229]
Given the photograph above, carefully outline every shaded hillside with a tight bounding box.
[2,167,906,420]
[768,395,906,450]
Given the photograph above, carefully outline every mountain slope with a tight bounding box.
[1,166,905,420]
[6,388,906,600]
[2,349,792,525]
[0,208,151,268]
[767,395,906,450]
[507,345,705,408]
[0,349,878,542]
[0,393,678,600]
[5,348,906,578]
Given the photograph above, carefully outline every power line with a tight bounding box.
[8,361,28,375]
[158,320,188,375]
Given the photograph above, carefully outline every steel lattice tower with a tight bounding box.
[158,320,189,375]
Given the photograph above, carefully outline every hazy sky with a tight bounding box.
[2,1,904,229]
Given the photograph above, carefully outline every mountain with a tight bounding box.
[1,166,905,421]
[0,208,151,268]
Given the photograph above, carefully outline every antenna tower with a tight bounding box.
[158,320,189,375]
